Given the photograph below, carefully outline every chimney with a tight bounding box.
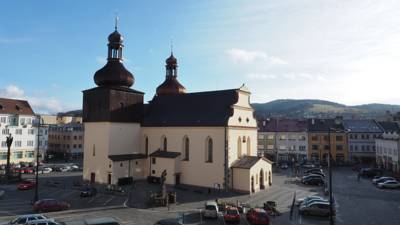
[311,118,315,125]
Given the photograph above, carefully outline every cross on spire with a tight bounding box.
[114,16,119,31]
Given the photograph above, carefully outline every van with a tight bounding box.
[204,201,219,219]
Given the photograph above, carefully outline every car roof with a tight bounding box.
[85,217,120,225]
[15,214,45,218]
[253,208,266,213]
[26,219,53,224]
[205,201,217,206]
[307,201,330,206]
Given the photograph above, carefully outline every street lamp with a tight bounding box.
[5,133,13,182]
[33,115,41,203]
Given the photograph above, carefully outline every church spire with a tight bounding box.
[156,50,186,96]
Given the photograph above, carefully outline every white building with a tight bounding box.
[376,132,400,173]
[82,27,272,193]
[0,98,38,165]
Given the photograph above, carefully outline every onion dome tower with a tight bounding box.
[83,18,144,123]
[93,18,134,87]
[156,51,187,96]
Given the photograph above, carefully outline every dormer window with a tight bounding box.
[0,104,3,110]
[15,105,21,111]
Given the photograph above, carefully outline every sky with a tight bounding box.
[1,0,400,114]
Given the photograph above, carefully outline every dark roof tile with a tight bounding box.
[149,150,181,158]
[0,98,34,115]
[108,153,147,161]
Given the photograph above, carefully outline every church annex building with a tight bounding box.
[82,25,272,193]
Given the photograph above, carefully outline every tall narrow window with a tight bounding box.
[206,137,213,163]
[237,136,242,158]
[145,136,149,155]
[183,136,190,160]
[247,137,251,155]
[162,136,167,151]
[92,145,96,156]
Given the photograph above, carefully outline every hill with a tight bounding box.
[252,99,400,119]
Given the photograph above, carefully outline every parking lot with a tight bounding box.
[1,167,399,224]
[0,171,127,217]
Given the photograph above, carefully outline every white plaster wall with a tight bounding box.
[108,123,141,155]
[142,127,225,188]
[83,122,111,183]
[250,159,272,193]
[227,128,258,166]
[150,157,177,185]
[111,159,145,184]
[232,168,250,192]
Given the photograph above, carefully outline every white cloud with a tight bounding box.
[226,48,287,65]
[246,73,276,80]
[0,84,68,114]
[96,56,107,64]
[0,85,24,98]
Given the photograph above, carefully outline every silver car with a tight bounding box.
[377,180,400,189]
[3,214,49,225]
[299,201,334,217]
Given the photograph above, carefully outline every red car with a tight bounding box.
[224,207,240,224]
[17,180,36,190]
[246,208,270,225]
[33,199,70,212]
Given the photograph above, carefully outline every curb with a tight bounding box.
[45,205,127,217]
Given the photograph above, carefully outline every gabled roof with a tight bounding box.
[149,150,181,158]
[231,156,272,169]
[0,98,35,115]
[377,121,400,133]
[108,153,147,161]
[343,120,382,133]
[258,118,307,132]
[142,89,238,127]
[307,119,344,132]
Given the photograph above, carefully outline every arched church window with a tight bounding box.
[247,136,251,155]
[237,136,242,158]
[145,136,149,155]
[206,137,213,163]
[162,135,167,151]
[183,136,190,161]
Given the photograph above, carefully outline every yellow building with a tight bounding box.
[307,118,348,164]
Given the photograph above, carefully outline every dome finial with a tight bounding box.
[114,15,119,31]
[170,39,173,56]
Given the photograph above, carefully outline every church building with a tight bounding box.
[82,25,272,193]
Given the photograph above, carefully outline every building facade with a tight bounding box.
[343,120,382,164]
[47,123,84,160]
[0,98,38,165]
[376,132,400,173]
[307,118,349,164]
[82,26,272,193]
[258,119,307,163]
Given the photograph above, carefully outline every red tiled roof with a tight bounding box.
[0,98,35,115]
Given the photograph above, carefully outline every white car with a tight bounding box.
[2,214,49,225]
[372,177,394,184]
[25,219,60,225]
[204,201,219,219]
[296,195,326,206]
[377,180,400,189]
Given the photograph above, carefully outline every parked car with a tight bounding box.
[39,167,53,174]
[302,163,315,168]
[372,177,395,184]
[203,201,219,219]
[25,219,61,225]
[280,163,289,169]
[377,180,400,189]
[223,207,240,224]
[304,168,323,174]
[302,175,324,186]
[2,214,49,225]
[59,167,71,172]
[153,219,182,225]
[246,208,269,225]
[296,195,326,206]
[299,201,333,217]
[304,171,326,178]
[359,168,383,178]
[33,199,70,212]
[80,187,97,197]
[63,217,122,225]
[17,180,36,190]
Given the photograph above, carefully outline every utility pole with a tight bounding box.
[328,128,334,225]
[33,115,41,203]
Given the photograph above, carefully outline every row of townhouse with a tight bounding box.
[375,122,400,173]
[258,117,399,165]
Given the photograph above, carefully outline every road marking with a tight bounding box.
[103,196,115,206]
[88,195,100,204]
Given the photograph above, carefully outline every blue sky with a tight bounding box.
[1,0,400,114]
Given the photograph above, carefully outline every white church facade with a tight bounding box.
[82,26,272,193]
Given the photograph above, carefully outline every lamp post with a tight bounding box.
[33,115,41,203]
[328,128,334,225]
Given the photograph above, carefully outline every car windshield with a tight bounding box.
[227,209,238,215]
[205,205,216,210]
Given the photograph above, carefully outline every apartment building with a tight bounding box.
[343,120,382,164]
[0,98,38,165]
[307,118,348,164]
[375,122,400,173]
[47,123,84,160]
